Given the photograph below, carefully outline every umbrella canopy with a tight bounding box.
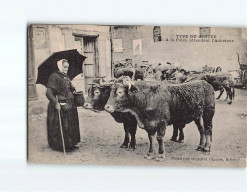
[36,49,87,86]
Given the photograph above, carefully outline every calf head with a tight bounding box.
[84,79,112,110]
[104,76,137,113]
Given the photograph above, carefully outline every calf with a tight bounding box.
[105,76,215,161]
[84,79,137,150]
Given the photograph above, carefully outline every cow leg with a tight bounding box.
[216,88,224,99]
[123,117,137,151]
[121,123,130,148]
[127,119,137,151]
[128,130,136,151]
[224,87,229,100]
[203,115,213,153]
[156,125,166,161]
[144,130,156,160]
[170,124,179,142]
[225,87,232,104]
[194,117,206,151]
[225,92,229,100]
[178,124,185,143]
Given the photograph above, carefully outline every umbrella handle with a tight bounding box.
[56,96,66,157]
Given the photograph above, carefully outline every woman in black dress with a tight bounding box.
[46,59,80,151]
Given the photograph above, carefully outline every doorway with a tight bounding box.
[83,36,99,93]
[72,35,99,94]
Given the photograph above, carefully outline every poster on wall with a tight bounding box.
[28,24,247,167]
[113,38,124,52]
[133,39,142,55]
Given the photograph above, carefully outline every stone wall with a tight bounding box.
[112,26,247,72]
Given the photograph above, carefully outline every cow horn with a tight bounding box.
[124,76,133,89]
[99,78,104,86]
[128,82,131,89]
[95,83,101,87]
[99,78,111,87]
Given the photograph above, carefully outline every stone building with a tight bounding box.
[28,24,112,100]
[111,25,247,71]
[28,25,247,100]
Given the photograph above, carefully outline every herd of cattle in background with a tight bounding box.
[114,58,236,104]
[82,54,247,161]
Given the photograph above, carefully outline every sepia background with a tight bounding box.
[28,24,247,167]
[2,0,247,191]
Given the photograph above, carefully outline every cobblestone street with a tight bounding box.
[28,89,247,167]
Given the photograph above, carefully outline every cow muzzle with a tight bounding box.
[104,104,115,113]
[84,102,93,109]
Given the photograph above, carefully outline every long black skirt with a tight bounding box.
[47,100,80,151]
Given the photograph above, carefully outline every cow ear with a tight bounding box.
[129,84,138,93]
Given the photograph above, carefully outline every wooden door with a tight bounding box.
[83,37,99,92]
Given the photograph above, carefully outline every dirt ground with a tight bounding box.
[28,88,247,167]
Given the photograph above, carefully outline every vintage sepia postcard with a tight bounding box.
[28,24,247,167]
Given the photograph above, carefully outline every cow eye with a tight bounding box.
[94,91,100,95]
[117,90,123,95]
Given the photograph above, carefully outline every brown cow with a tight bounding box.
[105,76,215,161]
[84,78,137,150]
[183,72,235,104]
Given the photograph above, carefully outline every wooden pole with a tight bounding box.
[56,96,66,156]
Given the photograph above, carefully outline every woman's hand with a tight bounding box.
[61,103,70,111]
[55,102,61,111]
[72,87,76,94]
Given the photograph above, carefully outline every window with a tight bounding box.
[33,26,47,48]
[200,27,211,36]
[153,26,162,42]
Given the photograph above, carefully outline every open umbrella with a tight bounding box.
[36,49,87,86]
[36,49,86,156]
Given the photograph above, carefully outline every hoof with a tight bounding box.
[127,145,135,151]
[144,152,155,160]
[203,146,211,153]
[155,154,165,162]
[170,137,177,142]
[196,146,204,151]
[120,144,128,148]
[178,139,184,143]
[227,102,232,105]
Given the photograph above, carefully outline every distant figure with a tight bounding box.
[46,59,80,152]
[202,65,215,73]
[215,66,222,72]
